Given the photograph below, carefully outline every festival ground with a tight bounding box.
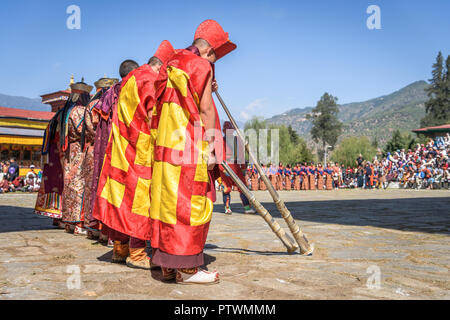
[0,189,448,300]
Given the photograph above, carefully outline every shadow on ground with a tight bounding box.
[0,205,56,233]
[1,196,449,236]
[254,197,450,235]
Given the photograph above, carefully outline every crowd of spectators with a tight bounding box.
[243,134,450,191]
[0,158,41,193]
[3,134,450,195]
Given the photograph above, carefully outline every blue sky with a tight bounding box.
[0,0,449,122]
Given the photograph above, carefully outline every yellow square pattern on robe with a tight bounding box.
[135,131,152,167]
[117,76,140,127]
[156,102,190,152]
[131,177,151,217]
[100,177,126,208]
[110,123,130,172]
[194,140,209,182]
[166,66,189,97]
[149,161,181,225]
[190,195,213,226]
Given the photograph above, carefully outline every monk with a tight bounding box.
[149,20,236,285]
[93,41,175,269]
[219,121,255,215]
[80,77,119,240]
[86,61,139,244]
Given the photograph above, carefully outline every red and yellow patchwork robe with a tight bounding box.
[92,65,157,240]
[149,49,220,256]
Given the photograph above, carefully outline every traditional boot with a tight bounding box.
[52,219,62,228]
[98,233,109,244]
[162,267,177,281]
[176,268,220,285]
[74,224,88,236]
[126,247,150,270]
[112,241,129,263]
[87,229,100,240]
[58,221,67,230]
[65,223,75,234]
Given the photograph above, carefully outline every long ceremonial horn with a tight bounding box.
[215,91,314,255]
[221,162,298,254]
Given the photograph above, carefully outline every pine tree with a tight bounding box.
[444,55,450,113]
[287,125,299,145]
[421,52,450,127]
[385,130,413,153]
[307,92,343,159]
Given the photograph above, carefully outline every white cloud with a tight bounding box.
[238,98,268,121]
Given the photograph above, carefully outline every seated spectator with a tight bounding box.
[22,173,40,192]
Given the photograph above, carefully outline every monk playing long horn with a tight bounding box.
[93,41,175,270]
[149,20,236,285]
[219,121,256,215]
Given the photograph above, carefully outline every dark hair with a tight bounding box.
[119,60,139,78]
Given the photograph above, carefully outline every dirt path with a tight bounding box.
[0,189,449,299]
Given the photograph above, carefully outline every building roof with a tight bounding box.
[0,106,54,121]
[0,127,44,137]
[412,124,450,134]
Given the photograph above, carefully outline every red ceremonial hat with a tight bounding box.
[194,19,236,60]
[154,40,175,65]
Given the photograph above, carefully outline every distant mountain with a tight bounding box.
[0,93,50,112]
[267,80,429,145]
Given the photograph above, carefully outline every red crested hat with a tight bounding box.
[154,40,175,65]
[194,19,236,60]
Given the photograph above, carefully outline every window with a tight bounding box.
[10,150,20,160]
[1,150,9,161]
[32,151,41,162]
[23,150,31,161]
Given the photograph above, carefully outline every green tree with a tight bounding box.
[421,52,450,127]
[244,116,267,131]
[331,137,377,167]
[244,116,314,165]
[287,125,299,145]
[306,93,343,160]
[385,129,416,153]
[371,137,379,148]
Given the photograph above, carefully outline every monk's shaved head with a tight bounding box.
[119,59,139,79]
[147,56,163,67]
[193,38,216,63]
[192,38,211,48]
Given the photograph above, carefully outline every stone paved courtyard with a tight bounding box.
[0,189,449,300]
